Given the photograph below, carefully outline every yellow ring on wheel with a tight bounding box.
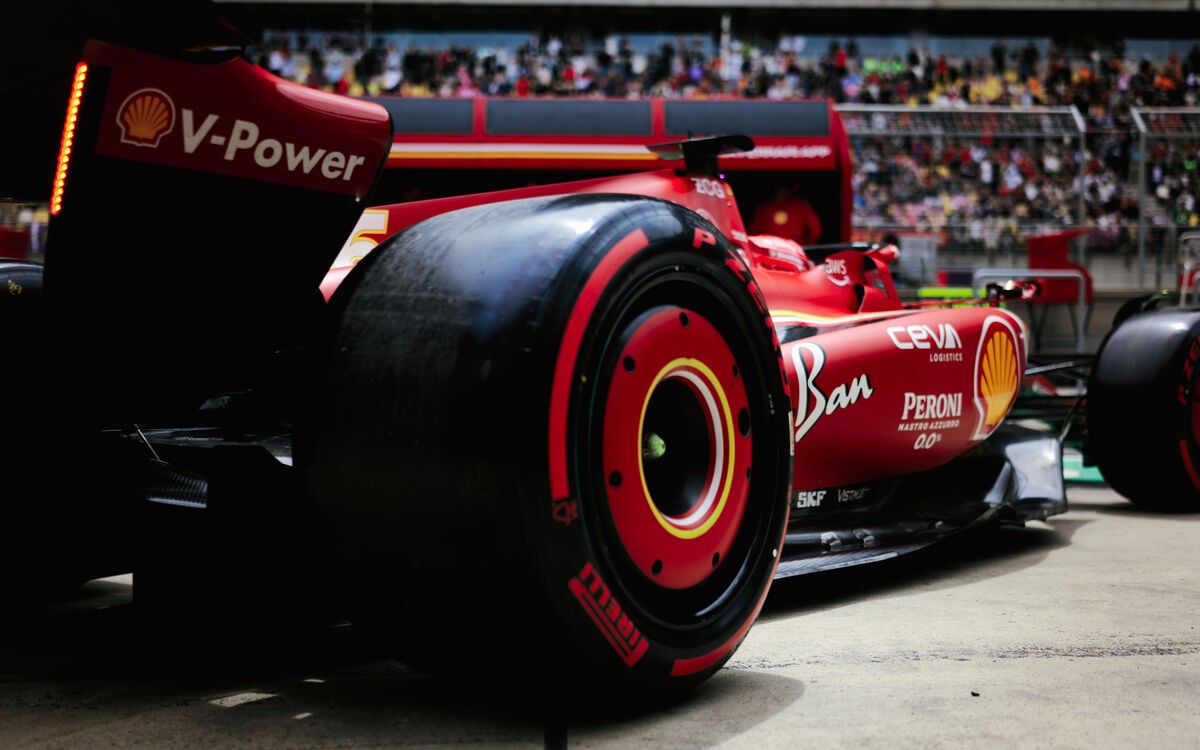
[638,357,736,540]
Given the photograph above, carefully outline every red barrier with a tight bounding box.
[0,227,29,259]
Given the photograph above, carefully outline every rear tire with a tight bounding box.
[1088,308,1200,511]
[305,194,792,698]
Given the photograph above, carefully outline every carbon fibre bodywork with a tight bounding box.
[777,424,1065,578]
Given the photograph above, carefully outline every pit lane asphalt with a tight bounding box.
[2,484,1198,749]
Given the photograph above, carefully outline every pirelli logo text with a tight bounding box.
[568,562,649,667]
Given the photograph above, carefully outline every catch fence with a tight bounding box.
[836,103,1190,292]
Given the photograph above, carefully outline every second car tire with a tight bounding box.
[1087,307,1200,511]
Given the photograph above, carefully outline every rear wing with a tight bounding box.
[45,39,392,421]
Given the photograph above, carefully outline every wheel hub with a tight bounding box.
[602,305,753,590]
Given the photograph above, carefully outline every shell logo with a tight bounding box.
[974,317,1021,437]
[116,88,176,148]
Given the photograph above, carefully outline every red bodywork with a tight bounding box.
[80,41,388,200]
[326,166,1028,498]
[55,39,1026,500]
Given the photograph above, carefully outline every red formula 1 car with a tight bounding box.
[3,20,1199,700]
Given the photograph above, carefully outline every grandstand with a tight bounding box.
[204,2,1197,289]
[4,0,1198,294]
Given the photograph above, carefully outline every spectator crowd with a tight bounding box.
[255,32,1200,245]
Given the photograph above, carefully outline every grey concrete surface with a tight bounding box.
[1,484,1197,748]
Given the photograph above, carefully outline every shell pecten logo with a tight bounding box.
[974,318,1021,437]
[116,88,175,148]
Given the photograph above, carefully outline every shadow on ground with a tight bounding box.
[761,517,1087,620]
[0,576,803,749]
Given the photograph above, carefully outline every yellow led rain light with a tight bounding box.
[50,62,88,216]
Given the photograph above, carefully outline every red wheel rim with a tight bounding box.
[602,306,753,590]
[1185,367,1200,491]
[1190,377,1200,445]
